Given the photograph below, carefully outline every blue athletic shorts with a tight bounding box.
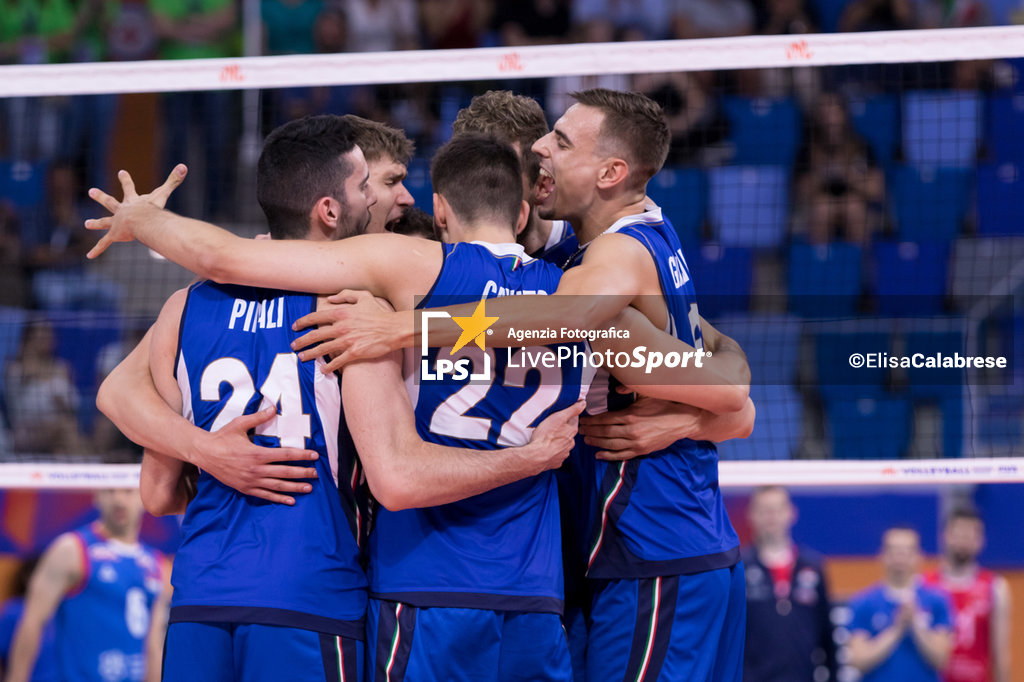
[585,563,745,682]
[366,599,572,681]
[163,621,364,682]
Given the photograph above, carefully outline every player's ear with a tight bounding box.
[514,200,529,237]
[432,193,447,228]
[597,157,629,190]
[313,196,340,230]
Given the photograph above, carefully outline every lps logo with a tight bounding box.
[420,298,498,381]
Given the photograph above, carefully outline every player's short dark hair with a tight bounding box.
[453,91,549,187]
[257,115,358,240]
[431,133,522,230]
[946,506,983,527]
[570,88,670,190]
[389,207,437,240]
[343,114,415,166]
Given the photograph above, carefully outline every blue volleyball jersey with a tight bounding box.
[566,207,741,579]
[369,241,591,614]
[532,220,579,268]
[171,282,366,639]
[55,523,163,682]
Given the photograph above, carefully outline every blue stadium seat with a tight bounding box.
[49,312,123,433]
[720,384,802,461]
[708,165,789,249]
[0,160,47,210]
[903,91,981,168]
[808,0,854,32]
[687,244,752,318]
[647,166,705,252]
[787,242,862,318]
[722,97,801,167]
[404,157,433,212]
[904,325,966,399]
[976,163,1024,236]
[826,396,912,459]
[814,326,890,400]
[847,93,900,167]
[716,312,802,386]
[0,306,28,427]
[871,241,949,316]
[889,165,972,242]
[977,391,1024,450]
[986,94,1024,165]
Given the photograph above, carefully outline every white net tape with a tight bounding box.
[2,458,1023,490]
[1,26,1023,97]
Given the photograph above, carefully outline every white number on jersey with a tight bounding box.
[124,587,149,639]
[199,353,312,446]
[429,347,565,445]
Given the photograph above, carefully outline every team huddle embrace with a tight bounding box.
[86,88,757,681]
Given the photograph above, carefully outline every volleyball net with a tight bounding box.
[0,26,1023,488]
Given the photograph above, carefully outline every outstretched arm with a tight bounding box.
[6,535,82,682]
[85,169,440,304]
[345,354,582,511]
[291,232,654,367]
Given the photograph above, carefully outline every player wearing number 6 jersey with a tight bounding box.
[6,489,168,682]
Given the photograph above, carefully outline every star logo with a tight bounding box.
[450,298,498,354]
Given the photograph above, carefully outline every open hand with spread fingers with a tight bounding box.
[84,164,188,259]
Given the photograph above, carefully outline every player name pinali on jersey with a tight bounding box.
[483,281,549,297]
[228,297,286,333]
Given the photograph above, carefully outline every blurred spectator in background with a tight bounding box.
[344,0,419,52]
[753,0,818,34]
[0,557,57,681]
[793,92,885,246]
[150,0,239,221]
[6,489,168,682]
[922,508,1012,682]
[0,203,25,307]
[742,486,838,682]
[672,0,756,39]
[2,319,85,455]
[744,0,821,100]
[261,0,322,55]
[92,323,149,461]
[0,0,76,167]
[634,70,730,165]
[268,7,354,128]
[20,160,121,312]
[420,0,490,49]
[839,0,916,31]
[492,0,571,46]
[915,0,990,28]
[388,207,437,239]
[847,526,953,682]
[63,0,156,195]
[572,0,675,41]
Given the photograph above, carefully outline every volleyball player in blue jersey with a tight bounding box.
[95,119,580,682]
[87,119,753,679]
[7,489,167,682]
[247,90,756,681]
